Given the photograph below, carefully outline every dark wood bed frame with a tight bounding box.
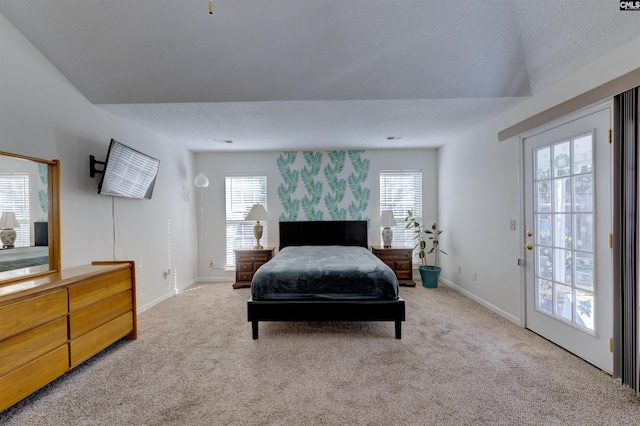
[247,220,406,339]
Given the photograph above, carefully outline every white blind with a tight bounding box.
[225,176,268,268]
[0,174,31,247]
[379,171,422,258]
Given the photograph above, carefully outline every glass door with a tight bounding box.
[523,105,613,372]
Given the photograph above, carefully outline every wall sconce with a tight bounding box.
[379,210,397,248]
[0,212,20,249]
[245,204,269,249]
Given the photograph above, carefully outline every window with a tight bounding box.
[225,176,268,268]
[0,174,30,247]
[379,171,422,260]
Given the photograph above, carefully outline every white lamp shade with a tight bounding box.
[245,204,269,221]
[0,212,19,228]
[194,172,210,188]
[379,210,398,228]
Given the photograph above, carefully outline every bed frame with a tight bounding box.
[247,220,406,339]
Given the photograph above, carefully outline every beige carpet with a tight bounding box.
[1,282,639,425]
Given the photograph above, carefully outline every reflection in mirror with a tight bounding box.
[0,152,60,283]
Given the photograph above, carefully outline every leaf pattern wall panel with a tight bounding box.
[300,151,324,220]
[37,162,48,217]
[277,150,371,222]
[277,151,300,221]
[324,150,347,220]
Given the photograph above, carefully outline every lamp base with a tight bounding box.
[0,228,16,249]
[382,227,393,249]
[253,222,263,250]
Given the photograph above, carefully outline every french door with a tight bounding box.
[523,105,613,373]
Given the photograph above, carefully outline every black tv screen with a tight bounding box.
[98,139,160,199]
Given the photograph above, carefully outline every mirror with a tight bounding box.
[0,151,60,284]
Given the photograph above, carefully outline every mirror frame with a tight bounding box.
[0,151,61,284]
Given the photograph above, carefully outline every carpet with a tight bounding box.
[1,282,639,425]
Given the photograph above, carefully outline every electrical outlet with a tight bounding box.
[510,219,516,230]
[209,260,214,272]
[457,266,462,274]
[472,272,477,281]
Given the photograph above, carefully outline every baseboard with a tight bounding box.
[439,277,522,326]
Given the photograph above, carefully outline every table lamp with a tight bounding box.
[245,204,269,249]
[0,212,20,249]
[379,210,397,248]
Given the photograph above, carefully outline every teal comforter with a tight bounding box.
[251,246,399,300]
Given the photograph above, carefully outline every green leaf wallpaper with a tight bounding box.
[37,162,48,216]
[277,150,370,222]
[277,151,301,221]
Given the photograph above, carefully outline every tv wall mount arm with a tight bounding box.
[89,155,105,178]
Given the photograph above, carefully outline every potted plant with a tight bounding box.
[405,211,447,288]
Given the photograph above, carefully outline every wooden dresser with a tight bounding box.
[0,261,136,412]
[233,248,275,289]
[371,247,416,287]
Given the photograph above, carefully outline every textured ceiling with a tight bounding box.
[1,1,639,151]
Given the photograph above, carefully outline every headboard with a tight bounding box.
[279,221,368,250]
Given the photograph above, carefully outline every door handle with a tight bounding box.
[523,243,533,250]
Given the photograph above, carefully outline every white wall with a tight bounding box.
[0,13,199,311]
[194,149,437,280]
[439,35,640,324]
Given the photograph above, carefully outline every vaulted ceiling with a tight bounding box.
[1,1,639,151]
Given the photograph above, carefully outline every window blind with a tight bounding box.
[0,174,30,247]
[225,176,268,268]
[613,87,639,395]
[379,171,422,259]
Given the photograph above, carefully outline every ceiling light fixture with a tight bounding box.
[209,0,213,14]
[386,136,403,141]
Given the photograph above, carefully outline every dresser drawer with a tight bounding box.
[0,344,69,412]
[0,317,67,377]
[238,272,254,281]
[69,290,133,339]
[236,253,270,262]
[388,253,411,260]
[0,289,67,341]
[70,311,133,367]
[237,262,254,272]
[68,269,132,312]
[395,260,411,270]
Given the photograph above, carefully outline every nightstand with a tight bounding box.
[233,247,275,289]
[371,246,416,287]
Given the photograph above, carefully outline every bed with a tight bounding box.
[0,246,49,272]
[247,220,405,339]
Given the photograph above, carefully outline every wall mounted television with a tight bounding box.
[96,139,160,199]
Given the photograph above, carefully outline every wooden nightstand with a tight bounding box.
[371,246,416,287]
[233,247,275,289]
